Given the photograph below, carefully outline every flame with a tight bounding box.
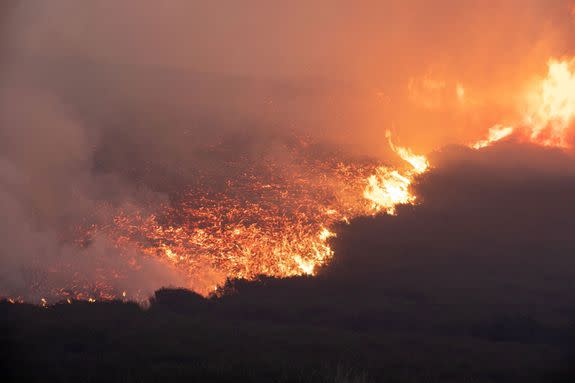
[363,169,415,215]
[363,131,428,215]
[386,131,429,174]
[471,125,515,149]
[526,58,575,147]
[319,227,336,241]
[471,57,575,149]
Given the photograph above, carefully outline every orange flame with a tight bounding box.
[386,131,429,174]
[471,125,515,149]
[526,58,575,147]
[363,169,415,215]
[363,131,428,215]
[471,57,575,149]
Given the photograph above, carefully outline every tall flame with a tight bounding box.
[472,58,575,149]
[526,58,575,147]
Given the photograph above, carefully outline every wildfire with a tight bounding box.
[4,130,428,302]
[7,55,575,305]
[105,145,426,295]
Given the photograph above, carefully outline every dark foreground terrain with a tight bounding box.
[3,145,575,383]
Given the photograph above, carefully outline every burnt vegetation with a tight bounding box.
[3,149,575,383]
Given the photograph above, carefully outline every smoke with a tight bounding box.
[5,1,575,154]
[1,1,575,301]
[0,84,191,301]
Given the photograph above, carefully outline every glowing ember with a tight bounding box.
[105,152,409,295]
[14,133,426,301]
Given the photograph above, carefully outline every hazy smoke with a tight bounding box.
[0,85,189,301]
[5,1,575,153]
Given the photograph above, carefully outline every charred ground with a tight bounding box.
[2,144,575,383]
